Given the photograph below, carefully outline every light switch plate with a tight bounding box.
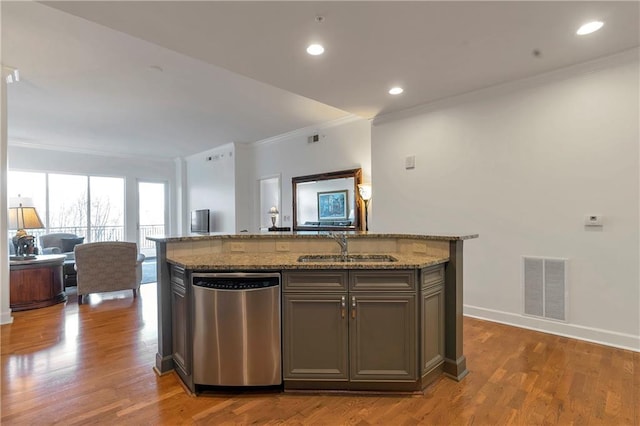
[584,215,603,226]
[405,155,416,169]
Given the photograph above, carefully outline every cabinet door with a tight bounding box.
[422,284,445,375]
[171,269,190,376]
[283,294,348,380]
[350,294,417,381]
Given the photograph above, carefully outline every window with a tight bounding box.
[7,171,125,243]
[90,176,124,241]
[48,174,88,237]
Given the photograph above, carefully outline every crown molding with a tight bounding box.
[373,48,639,127]
[252,114,365,147]
[8,139,174,162]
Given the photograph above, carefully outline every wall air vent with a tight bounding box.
[522,256,567,321]
[307,134,320,144]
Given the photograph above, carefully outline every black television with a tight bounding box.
[190,209,210,233]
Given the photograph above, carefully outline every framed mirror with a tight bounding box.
[292,168,362,231]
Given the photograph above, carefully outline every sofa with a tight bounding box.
[40,233,85,287]
[40,233,85,260]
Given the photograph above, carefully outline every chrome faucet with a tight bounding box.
[331,232,348,260]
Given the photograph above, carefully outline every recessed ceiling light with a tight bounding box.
[389,87,404,95]
[577,21,604,35]
[307,44,325,55]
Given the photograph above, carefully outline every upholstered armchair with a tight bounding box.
[74,241,145,304]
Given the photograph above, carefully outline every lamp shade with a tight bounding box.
[8,206,44,230]
[9,196,34,208]
[358,184,372,201]
[269,206,279,215]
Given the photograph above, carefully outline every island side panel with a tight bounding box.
[154,241,175,375]
[443,239,468,381]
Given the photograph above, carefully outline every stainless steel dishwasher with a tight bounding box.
[192,272,281,387]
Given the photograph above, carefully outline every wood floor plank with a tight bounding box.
[2,283,637,425]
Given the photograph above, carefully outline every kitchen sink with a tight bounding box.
[297,254,398,263]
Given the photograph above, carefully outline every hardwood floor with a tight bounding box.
[2,283,638,425]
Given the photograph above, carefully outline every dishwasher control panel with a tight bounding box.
[192,272,280,291]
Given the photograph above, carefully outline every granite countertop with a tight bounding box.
[148,232,479,243]
[167,252,448,270]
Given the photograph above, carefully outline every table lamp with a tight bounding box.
[8,196,44,259]
[358,184,372,231]
[268,206,279,230]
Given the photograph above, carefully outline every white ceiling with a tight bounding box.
[3,1,638,160]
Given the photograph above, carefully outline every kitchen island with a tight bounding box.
[148,232,477,393]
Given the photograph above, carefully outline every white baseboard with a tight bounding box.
[464,304,639,352]
[0,309,13,325]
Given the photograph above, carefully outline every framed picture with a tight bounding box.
[317,190,348,221]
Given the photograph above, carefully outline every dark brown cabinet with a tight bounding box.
[282,267,440,391]
[170,262,445,393]
[349,293,417,382]
[282,270,348,385]
[170,265,190,381]
[421,271,445,376]
[283,293,349,381]
[348,270,418,386]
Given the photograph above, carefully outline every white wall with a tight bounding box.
[1,67,12,325]
[174,157,188,234]
[185,143,236,233]
[7,146,177,242]
[372,51,640,350]
[234,143,253,232]
[247,117,372,231]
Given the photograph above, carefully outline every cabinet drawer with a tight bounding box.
[421,265,444,289]
[349,270,416,292]
[283,270,348,292]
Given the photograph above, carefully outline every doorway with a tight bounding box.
[258,175,280,230]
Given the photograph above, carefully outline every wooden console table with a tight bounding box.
[9,255,67,311]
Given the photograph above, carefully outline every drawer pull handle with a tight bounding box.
[351,296,356,319]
